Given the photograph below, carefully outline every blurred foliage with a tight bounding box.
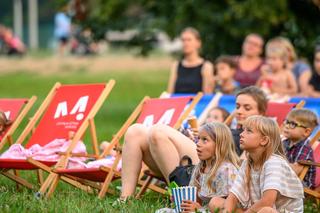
[39,0,320,61]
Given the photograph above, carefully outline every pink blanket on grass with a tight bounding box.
[0,139,87,162]
[67,156,122,171]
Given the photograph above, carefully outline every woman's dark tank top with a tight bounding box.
[234,57,264,87]
[174,61,204,93]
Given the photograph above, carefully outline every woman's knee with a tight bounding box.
[208,197,225,211]
[124,123,147,144]
[148,124,170,146]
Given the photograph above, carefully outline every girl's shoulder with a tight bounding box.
[263,154,290,170]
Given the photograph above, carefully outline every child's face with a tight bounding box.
[267,54,285,72]
[314,52,320,75]
[196,130,215,161]
[239,125,266,152]
[216,62,235,81]
[283,118,310,143]
[236,94,260,125]
[206,109,224,123]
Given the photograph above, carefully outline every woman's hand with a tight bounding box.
[181,200,202,213]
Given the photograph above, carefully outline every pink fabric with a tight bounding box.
[67,156,121,171]
[0,139,87,162]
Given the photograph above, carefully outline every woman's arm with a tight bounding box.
[167,61,179,93]
[244,189,277,213]
[298,70,311,95]
[201,61,214,94]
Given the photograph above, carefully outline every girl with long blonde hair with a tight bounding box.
[209,115,304,213]
[180,122,239,212]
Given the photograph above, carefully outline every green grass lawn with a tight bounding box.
[0,70,169,212]
[0,69,319,212]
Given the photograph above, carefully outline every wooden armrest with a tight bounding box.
[57,152,98,158]
[297,160,320,167]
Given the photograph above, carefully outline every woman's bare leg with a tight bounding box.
[121,124,162,198]
[148,124,199,183]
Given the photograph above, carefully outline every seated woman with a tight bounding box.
[167,27,214,94]
[234,34,265,88]
[120,86,267,200]
[306,46,320,97]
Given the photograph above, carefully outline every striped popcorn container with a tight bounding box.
[172,186,197,213]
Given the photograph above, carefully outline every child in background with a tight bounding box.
[204,107,230,124]
[209,116,304,213]
[256,46,297,96]
[307,46,320,97]
[0,111,12,137]
[214,56,240,94]
[282,109,318,188]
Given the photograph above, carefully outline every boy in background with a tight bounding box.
[282,108,318,188]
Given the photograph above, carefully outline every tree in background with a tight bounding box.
[65,0,320,61]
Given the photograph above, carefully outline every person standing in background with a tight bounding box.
[54,7,71,56]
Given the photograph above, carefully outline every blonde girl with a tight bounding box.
[209,115,304,213]
[180,122,239,213]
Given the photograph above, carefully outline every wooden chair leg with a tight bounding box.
[37,169,44,186]
[13,169,21,191]
[98,172,114,199]
[38,173,56,195]
[136,175,153,199]
[46,175,60,198]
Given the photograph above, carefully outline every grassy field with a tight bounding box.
[0,65,319,212]
[0,69,169,212]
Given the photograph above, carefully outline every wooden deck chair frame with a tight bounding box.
[0,81,115,192]
[38,96,149,199]
[0,96,37,151]
[44,93,203,199]
[297,130,320,204]
[136,93,203,198]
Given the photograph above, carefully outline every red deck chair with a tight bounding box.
[265,100,305,126]
[0,81,115,190]
[48,93,203,199]
[0,97,36,151]
[297,130,320,204]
